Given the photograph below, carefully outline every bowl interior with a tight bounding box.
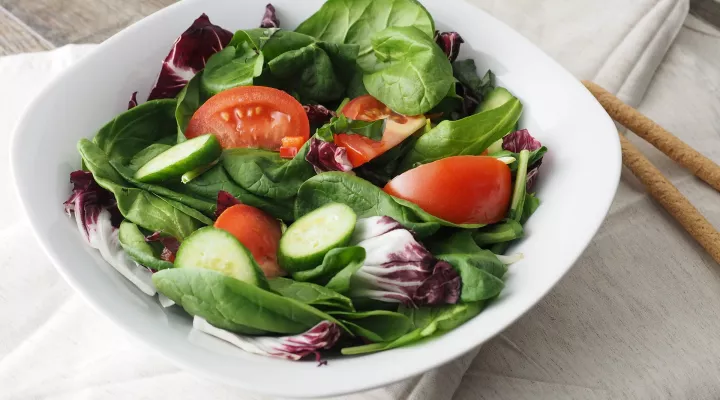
[10,0,620,397]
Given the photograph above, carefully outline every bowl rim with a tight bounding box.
[10,0,621,397]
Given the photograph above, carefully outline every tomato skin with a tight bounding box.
[334,95,426,167]
[214,204,286,278]
[186,86,309,151]
[383,156,512,224]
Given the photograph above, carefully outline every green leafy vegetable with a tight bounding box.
[292,246,366,287]
[354,130,422,186]
[399,98,522,171]
[93,99,177,163]
[118,221,174,271]
[521,192,540,224]
[362,27,454,115]
[472,220,524,247]
[341,302,483,355]
[269,277,355,312]
[428,231,506,301]
[316,113,386,142]
[509,150,530,221]
[452,59,494,100]
[295,172,484,238]
[175,73,203,139]
[295,0,435,70]
[222,142,315,201]
[78,139,204,239]
[153,267,347,335]
[201,44,264,96]
[330,310,412,342]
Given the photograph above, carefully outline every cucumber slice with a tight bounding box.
[279,203,357,273]
[135,134,221,183]
[174,227,266,287]
[477,87,515,113]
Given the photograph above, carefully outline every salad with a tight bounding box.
[63,0,547,361]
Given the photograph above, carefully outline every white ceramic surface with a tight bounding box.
[10,0,621,397]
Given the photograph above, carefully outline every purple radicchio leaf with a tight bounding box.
[145,232,181,263]
[63,170,121,243]
[128,92,138,110]
[348,218,460,306]
[215,190,242,219]
[147,14,232,100]
[502,129,542,152]
[303,104,336,125]
[435,31,464,62]
[260,3,280,28]
[64,173,155,295]
[503,129,545,191]
[193,317,340,362]
[305,137,353,174]
[412,261,461,305]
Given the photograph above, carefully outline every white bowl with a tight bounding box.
[10,0,621,397]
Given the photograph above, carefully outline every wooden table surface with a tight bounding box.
[0,0,718,56]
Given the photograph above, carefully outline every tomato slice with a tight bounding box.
[384,156,512,224]
[334,95,425,167]
[185,86,309,151]
[214,204,285,278]
[279,135,307,159]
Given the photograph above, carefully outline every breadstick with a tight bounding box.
[582,81,720,192]
[618,133,720,264]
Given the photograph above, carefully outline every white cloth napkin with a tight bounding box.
[0,0,695,398]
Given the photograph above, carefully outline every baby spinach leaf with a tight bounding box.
[78,139,205,239]
[153,267,347,335]
[201,44,264,96]
[362,27,454,115]
[295,0,434,70]
[292,246,366,287]
[428,231,506,302]
[110,162,215,222]
[521,192,540,224]
[222,142,315,201]
[295,172,483,238]
[473,220,524,247]
[181,163,295,221]
[316,114,385,142]
[452,59,495,100]
[399,98,522,171]
[269,277,355,312]
[175,73,203,139]
[118,221,174,271]
[93,99,177,163]
[329,310,412,342]
[341,302,483,355]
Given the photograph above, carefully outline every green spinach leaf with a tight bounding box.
[472,220,524,247]
[329,310,411,342]
[175,73,203,139]
[268,277,355,312]
[362,27,454,115]
[201,44,264,96]
[222,142,315,201]
[341,302,483,355]
[399,98,522,171]
[93,99,177,163]
[521,192,540,224]
[153,267,347,335]
[292,246,366,287]
[452,59,495,100]
[428,231,506,302]
[295,172,484,238]
[78,139,204,239]
[118,221,174,271]
[316,113,385,142]
[295,0,434,70]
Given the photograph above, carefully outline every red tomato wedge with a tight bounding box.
[384,156,512,225]
[334,95,426,167]
[214,204,286,278]
[185,86,309,151]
